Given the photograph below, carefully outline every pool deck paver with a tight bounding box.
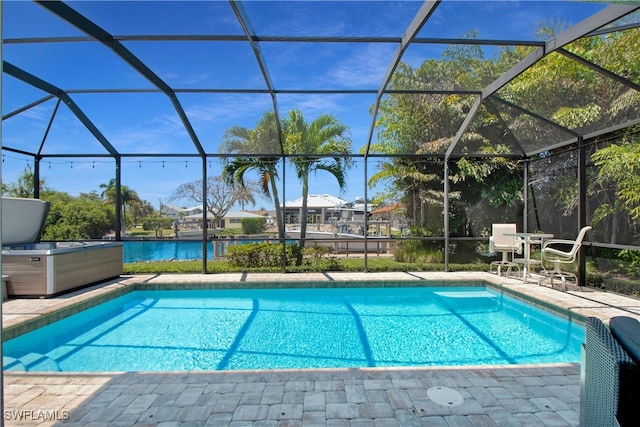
[2,271,640,426]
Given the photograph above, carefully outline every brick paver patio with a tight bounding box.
[2,272,639,426]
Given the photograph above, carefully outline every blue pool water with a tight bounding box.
[3,287,584,372]
[124,240,219,262]
[123,240,273,262]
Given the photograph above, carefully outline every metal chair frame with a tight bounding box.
[539,226,592,290]
[489,223,522,278]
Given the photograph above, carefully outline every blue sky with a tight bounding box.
[1,0,608,209]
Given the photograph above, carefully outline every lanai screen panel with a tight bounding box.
[243,1,424,37]
[564,28,640,86]
[3,41,149,91]
[2,96,114,156]
[1,0,636,160]
[123,41,266,91]
[448,101,525,157]
[585,139,640,247]
[72,92,201,155]
[69,1,245,36]
[276,92,376,156]
[416,0,608,41]
[2,1,640,204]
[560,27,640,128]
[398,42,536,93]
[487,96,579,156]
[261,41,397,91]
[368,91,481,158]
[179,93,281,155]
[496,49,640,145]
[527,151,579,237]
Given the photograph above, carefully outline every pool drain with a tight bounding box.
[427,386,464,407]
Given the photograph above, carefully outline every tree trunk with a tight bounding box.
[121,205,127,238]
[270,175,285,240]
[299,174,309,249]
[294,172,309,266]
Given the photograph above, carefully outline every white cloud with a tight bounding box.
[326,43,397,88]
[184,96,272,123]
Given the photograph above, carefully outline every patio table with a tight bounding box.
[505,232,554,281]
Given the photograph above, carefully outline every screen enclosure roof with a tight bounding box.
[2,0,640,162]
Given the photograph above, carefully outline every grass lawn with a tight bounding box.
[123,257,489,274]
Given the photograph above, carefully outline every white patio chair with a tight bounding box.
[489,223,522,277]
[539,225,592,290]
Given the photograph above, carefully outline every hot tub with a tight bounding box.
[2,197,123,298]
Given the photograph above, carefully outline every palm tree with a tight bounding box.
[220,111,286,239]
[284,109,353,250]
[99,179,140,238]
[235,185,257,211]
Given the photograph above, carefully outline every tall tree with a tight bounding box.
[43,191,116,240]
[504,26,640,240]
[2,165,49,198]
[370,35,528,235]
[373,78,517,232]
[99,179,141,237]
[284,109,353,249]
[2,169,115,240]
[220,111,286,239]
[591,130,640,222]
[170,176,256,230]
[128,199,156,226]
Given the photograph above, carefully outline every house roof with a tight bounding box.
[160,204,182,212]
[183,211,264,220]
[226,211,265,219]
[372,204,402,214]
[283,194,348,209]
[180,206,202,213]
[161,205,200,213]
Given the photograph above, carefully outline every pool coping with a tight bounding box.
[4,271,638,426]
[3,271,639,343]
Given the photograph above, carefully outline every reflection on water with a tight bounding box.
[124,240,232,262]
[2,287,585,372]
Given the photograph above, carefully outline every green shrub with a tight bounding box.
[588,273,640,298]
[618,249,640,278]
[123,256,491,274]
[241,217,266,234]
[225,242,301,268]
[394,239,443,263]
[303,245,333,261]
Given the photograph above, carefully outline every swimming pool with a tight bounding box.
[123,240,275,262]
[2,286,584,372]
[124,240,219,262]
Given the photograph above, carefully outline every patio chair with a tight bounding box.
[538,225,592,290]
[488,223,522,277]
